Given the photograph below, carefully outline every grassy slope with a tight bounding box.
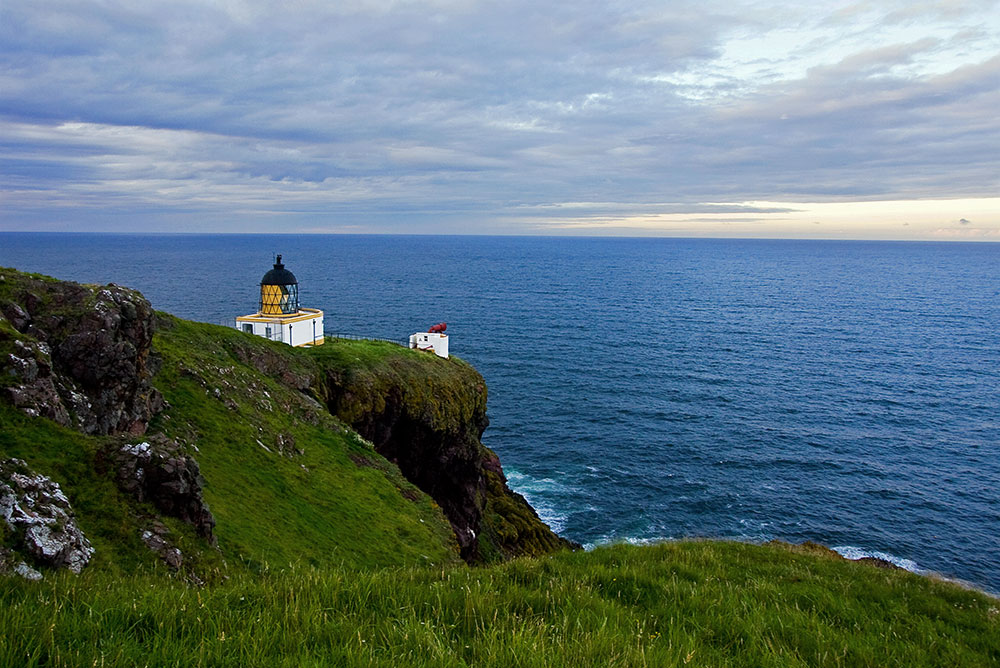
[1,288,460,575]
[0,402,182,575]
[149,315,460,571]
[1,541,996,667]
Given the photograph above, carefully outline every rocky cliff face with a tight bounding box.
[1,271,162,435]
[314,351,577,563]
[318,360,489,560]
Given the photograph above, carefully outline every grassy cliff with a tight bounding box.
[308,338,576,562]
[0,266,568,577]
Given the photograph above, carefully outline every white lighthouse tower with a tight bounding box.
[235,255,324,347]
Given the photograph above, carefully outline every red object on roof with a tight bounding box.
[428,322,447,333]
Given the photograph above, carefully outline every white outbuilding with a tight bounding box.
[410,323,449,359]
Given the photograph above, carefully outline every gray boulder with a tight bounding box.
[0,458,94,575]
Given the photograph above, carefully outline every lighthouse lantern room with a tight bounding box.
[235,255,324,347]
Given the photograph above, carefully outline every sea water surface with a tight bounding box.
[2,233,998,592]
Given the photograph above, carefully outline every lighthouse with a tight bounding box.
[235,255,324,347]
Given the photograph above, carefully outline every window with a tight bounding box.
[242,324,253,334]
[260,284,299,315]
[265,326,272,338]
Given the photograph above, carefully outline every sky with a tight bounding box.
[1,0,999,239]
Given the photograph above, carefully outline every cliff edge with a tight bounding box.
[309,342,578,562]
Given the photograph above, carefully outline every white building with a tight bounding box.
[235,255,324,347]
[410,324,449,359]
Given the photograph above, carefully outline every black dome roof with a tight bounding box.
[260,255,298,286]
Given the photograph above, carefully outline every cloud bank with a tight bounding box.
[1,0,998,237]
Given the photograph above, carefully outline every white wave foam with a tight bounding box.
[832,545,925,574]
[504,469,569,533]
[583,535,674,551]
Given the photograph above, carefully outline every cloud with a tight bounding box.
[1,1,999,236]
[959,218,971,224]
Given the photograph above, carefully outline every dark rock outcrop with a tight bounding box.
[0,547,43,580]
[775,540,907,572]
[228,339,313,393]
[140,521,184,570]
[4,339,70,425]
[317,354,577,563]
[1,273,162,435]
[109,436,216,542]
[0,458,94,576]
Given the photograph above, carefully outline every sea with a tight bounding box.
[2,233,998,593]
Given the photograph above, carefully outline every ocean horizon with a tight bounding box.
[2,232,998,593]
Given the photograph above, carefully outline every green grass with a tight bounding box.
[1,541,996,667]
[148,316,461,572]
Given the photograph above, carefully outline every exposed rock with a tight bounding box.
[323,369,488,561]
[0,547,45,581]
[479,449,578,561]
[2,301,30,330]
[15,561,43,580]
[856,556,904,570]
[1,273,163,435]
[275,432,303,457]
[796,540,844,559]
[230,343,312,392]
[0,458,94,575]
[318,356,577,563]
[775,541,907,572]
[140,523,183,570]
[5,339,72,426]
[110,436,215,542]
[0,547,15,574]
